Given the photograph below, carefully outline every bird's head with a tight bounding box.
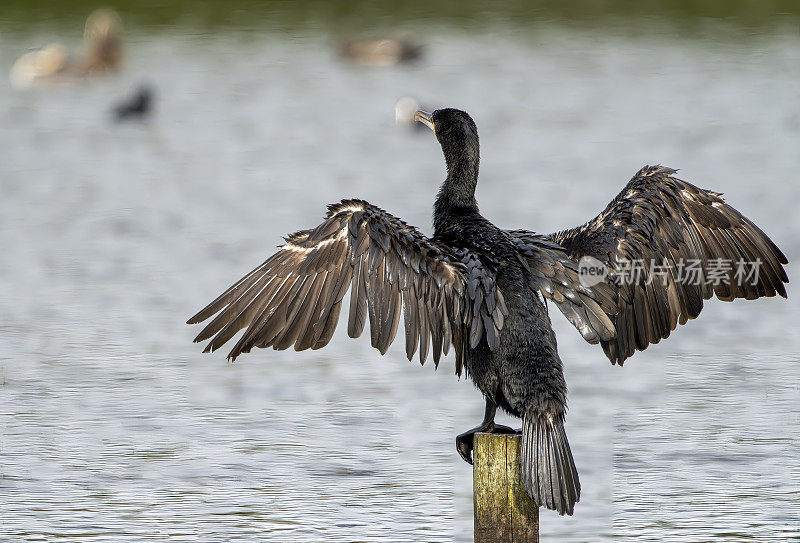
[415,108,480,181]
[414,108,478,147]
[416,108,481,219]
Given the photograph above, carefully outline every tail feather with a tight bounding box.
[521,413,580,516]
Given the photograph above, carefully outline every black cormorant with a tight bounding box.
[188,108,788,516]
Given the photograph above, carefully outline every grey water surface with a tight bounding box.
[1,23,798,543]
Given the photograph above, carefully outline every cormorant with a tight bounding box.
[188,108,788,516]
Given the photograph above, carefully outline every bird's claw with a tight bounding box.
[491,424,521,435]
[456,431,475,465]
[456,423,522,465]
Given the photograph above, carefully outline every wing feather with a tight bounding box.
[506,230,617,345]
[189,199,506,370]
[550,165,788,365]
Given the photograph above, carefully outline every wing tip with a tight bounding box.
[187,309,209,325]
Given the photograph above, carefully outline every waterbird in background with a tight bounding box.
[10,8,123,90]
[113,84,153,122]
[395,96,429,131]
[338,38,423,67]
[188,108,788,516]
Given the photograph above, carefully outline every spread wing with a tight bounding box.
[505,230,618,344]
[188,199,507,373]
[549,165,788,365]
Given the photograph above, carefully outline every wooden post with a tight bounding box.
[473,432,539,543]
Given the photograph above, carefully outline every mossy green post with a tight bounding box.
[473,433,539,543]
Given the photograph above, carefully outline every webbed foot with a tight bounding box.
[456,421,520,464]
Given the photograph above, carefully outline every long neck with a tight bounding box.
[433,140,480,235]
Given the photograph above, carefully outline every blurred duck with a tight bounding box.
[338,38,423,67]
[395,96,429,131]
[112,84,153,122]
[10,8,123,90]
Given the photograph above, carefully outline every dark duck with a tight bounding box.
[188,108,788,516]
[113,84,153,122]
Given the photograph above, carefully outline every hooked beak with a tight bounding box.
[414,110,434,133]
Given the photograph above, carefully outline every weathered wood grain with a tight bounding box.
[474,433,538,543]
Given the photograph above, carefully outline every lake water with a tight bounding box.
[1,19,798,543]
